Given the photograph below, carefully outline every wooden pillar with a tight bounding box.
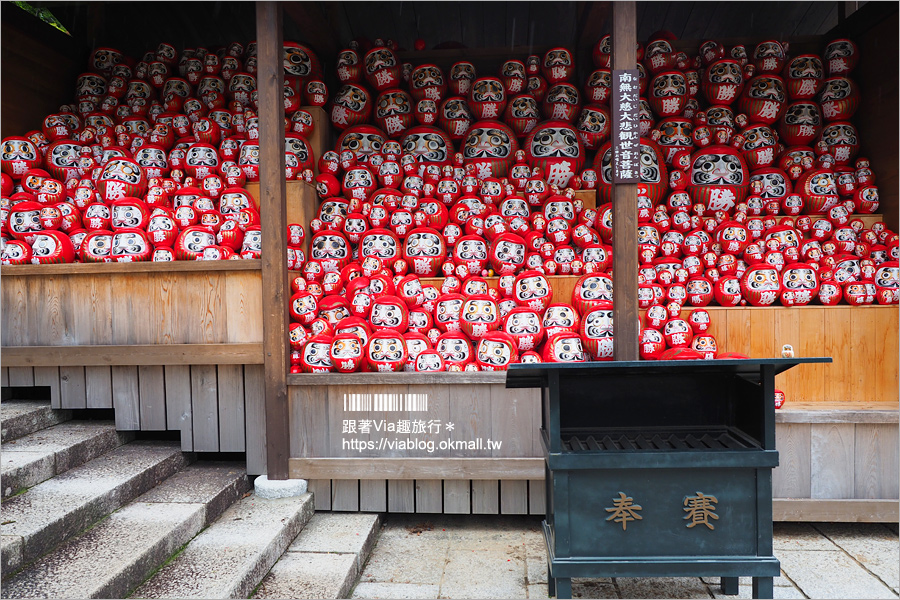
[257,2,290,480]
[612,1,639,361]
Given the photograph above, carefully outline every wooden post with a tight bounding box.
[257,2,290,480]
[612,1,639,361]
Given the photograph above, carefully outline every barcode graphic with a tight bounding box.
[343,393,428,412]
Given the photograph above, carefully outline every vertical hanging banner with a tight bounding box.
[611,69,640,183]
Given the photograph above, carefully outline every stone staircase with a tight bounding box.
[0,399,380,599]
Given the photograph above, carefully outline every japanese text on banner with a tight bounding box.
[612,69,640,183]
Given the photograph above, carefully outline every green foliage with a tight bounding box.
[12,1,71,35]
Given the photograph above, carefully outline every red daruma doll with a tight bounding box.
[475,331,519,371]
[460,295,501,340]
[542,332,589,363]
[300,334,333,373]
[330,333,365,373]
[365,329,407,372]
[580,301,614,360]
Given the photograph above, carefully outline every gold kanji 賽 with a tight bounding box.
[605,491,643,531]
[683,492,719,530]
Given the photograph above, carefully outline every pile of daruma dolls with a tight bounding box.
[286,33,899,373]
[0,39,327,264]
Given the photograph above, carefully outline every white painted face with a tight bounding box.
[834,258,861,283]
[819,78,852,102]
[782,267,817,290]
[652,72,687,97]
[361,233,397,259]
[303,342,332,367]
[494,240,525,265]
[516,276,550,301]
[478,339,512,366]
[456,238,487,261]
[783,102,820,126]
[220,192,251,215]
[8,208,41,235]
[500,198,529,218]
[370,301,405,328]
[821,123,858,146]
[553,336,585,361]
[691,153,744,185]
[112,203,143,228]
[242,229,262,252]
[530,127,579,158]
[436,298,463,324]
[578,275,614,301]
[369,336,405,362]
[405,232,443,257]
[112,231,148,256]
[284,137,310,163]
[450,62,475,82]
[722,226,747,243]
[507,312,542,339]
[283,45,313,77]
[415,351,443,371]
[545,200,574,222]
[31,233,59,257]
[584,310,614,338]
[747,76,785,101]
[509,96,539,119]
[186,146,219,167]
[183,229,215,253]
[707,60,742,84]
[463,299,498,323]
[544,306,576,329]
[85,233,112,258]
[747,267,780,291]
[401,131,449,163]
[876,266,899,288]
[310,234,348,260]
[809,172,837,196]
[437,337,470,362]
[376,90,412,118]
[687,279,712,295]
[332,337,362,358]
[84,204,111,220]
[575,106,608,133]
[554,247,576,263]
[319,200,347,223]
[48,142,81,168]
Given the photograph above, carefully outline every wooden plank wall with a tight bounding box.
[3,362,267,469]
[289,382,547,514]
[774,421,899,501]
[0,267,263,347]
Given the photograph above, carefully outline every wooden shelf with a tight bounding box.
[288,371,507,385]
[1,343,264,367]
[0,260,261,276]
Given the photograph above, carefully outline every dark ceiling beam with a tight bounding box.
[283,1,340,58]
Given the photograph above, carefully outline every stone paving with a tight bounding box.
[351,515,899,599]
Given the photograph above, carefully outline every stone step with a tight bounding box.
[131,492,314,599]
[1,401,72,444]
[1,441,188,577]
[254,513,382,599]
[2,421,134,499]
[1,463,249,600]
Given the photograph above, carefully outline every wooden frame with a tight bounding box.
[0,2,897,520]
